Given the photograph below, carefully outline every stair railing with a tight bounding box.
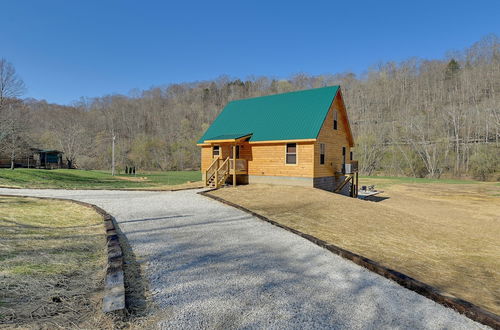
[335,174,353,193]
[216,158,230,187]
[205,158,219,186]
[229,158,247,173]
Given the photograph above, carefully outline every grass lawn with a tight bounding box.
[0,196,110,328]
[208,177,500,315]
[358,175,487,189]
[0,168,202,190]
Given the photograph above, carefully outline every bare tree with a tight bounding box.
[0,60,27,169]
[44,107,92,168]
[0,59,25,109]
[1,102,29,169]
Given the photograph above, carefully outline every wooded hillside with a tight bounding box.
[1,35,499,179]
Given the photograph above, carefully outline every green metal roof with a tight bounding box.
[31,148,63,153]
[198,86,340,144]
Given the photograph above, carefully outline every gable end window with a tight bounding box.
[320,143,325,165]
[286,143,297,164]
[212,145,220,157]
[333,110,338,130]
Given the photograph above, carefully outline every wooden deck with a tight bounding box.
[206,157,248,188]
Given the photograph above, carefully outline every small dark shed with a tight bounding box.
[31,149,64,169]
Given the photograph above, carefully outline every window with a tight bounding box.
[350,151,353,161]
[212,145,220,157]
[333,110,338,130]
[342,147,346,173]
[286,143,297,164]
[319,143,325,165]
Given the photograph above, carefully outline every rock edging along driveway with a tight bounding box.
[199,190,500,329]
[0,194,125,314]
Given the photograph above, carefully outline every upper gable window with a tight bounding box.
[333,110,338,130]
[286,143,297,164]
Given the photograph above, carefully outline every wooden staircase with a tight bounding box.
[334,170,359,198]
[334,174,353,193]
[206,157,230,188]
[207,175,217,188]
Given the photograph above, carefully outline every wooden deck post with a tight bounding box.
[215,167,219,188]
[355,171,359,197]
[232,144,236,187]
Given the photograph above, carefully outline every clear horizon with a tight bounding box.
[2,0,499,105]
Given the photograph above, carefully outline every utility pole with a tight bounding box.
[111,134,116,176]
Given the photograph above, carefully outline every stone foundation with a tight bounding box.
[314,175,351,196]
[313,176,335,192]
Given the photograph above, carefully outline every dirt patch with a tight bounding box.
[115,176,150,182]
[209,182,500,315]
[0,197,112,328]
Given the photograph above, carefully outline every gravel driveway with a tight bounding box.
[0,188,488,329]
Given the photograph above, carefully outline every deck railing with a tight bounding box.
[229,158,247,174]
[206,157,248,187]
[342,160,358,174]
[350,160,359,172]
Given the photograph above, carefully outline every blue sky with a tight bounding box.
[1,0,499,105]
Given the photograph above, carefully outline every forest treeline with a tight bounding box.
[1,35,499,180]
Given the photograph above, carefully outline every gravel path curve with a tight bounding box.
[0,188,488,329]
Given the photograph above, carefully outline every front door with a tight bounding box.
[230,145,240,159]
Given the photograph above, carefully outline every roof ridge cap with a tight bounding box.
[230,85,340,103]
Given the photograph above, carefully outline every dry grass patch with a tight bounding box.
[0,196,111,328]
[115,176,150,182]
[209,182,500,315]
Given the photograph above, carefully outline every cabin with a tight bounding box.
[0,148,66,169]
[197,86,358,196]
[31,149,65,169]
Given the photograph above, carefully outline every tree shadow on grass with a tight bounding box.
[0,198,34,205]
[2,170,146,188]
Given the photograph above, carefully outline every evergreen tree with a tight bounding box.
[445,59,461,80]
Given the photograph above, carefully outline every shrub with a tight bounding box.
[469,145,500,181]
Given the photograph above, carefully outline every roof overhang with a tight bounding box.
[30,148,64,154]
[248,138,316,144]
[197,138,317,146]
[203,133,253,144]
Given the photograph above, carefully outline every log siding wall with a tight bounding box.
[314,92,351,177]
[201,142,314,178]
[243,142,314,178]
